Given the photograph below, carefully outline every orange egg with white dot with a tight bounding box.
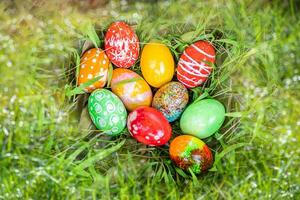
[77,48,110,92]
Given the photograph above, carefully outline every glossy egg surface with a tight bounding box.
[88,89,127,136]
[78,48,110,92]
[104,21,139,68]
[180,99,225,139]
[169,135,213,174]
[152,82,188,122]
[111,68,152,111]
[127,106,172,146]
[141,42,174,88]
[177,40,215,88]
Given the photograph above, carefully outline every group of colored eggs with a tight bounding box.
[78,21,225,174]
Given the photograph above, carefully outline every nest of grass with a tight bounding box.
[64,21,240,179]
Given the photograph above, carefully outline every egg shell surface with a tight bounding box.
[141,42,175,88]
[127,106,172,146]
[152,82,188,122]
[177,40,215,88]
[88,89,127,136]
[180,99,225,139]
[78,48,110,92]
[104,21,139,68]
[111,68,152,111]
[169,135,213,174]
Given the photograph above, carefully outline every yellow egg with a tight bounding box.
[141,42,175,88]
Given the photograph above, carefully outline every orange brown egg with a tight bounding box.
[77,48,110,92]
[169,135,213,174]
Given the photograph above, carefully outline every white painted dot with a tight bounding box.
[154,136,159,140]
[84,57,87,61]
[80,74,84,78]
[157,141,161,144]
[132,130,137,134]
[91,66,94,69]
[81,64,85,69]
[104,55,107,59]
[102,59,106,64]
[92,58,97,63]
[157,130,164,137]
[145,136,150,140]
[128,111,137,122]
[88,50,91,54]
[87,74,93,79]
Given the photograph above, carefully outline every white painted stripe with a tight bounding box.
[182,52,212,74]
[177,75,196,88]
[179,59,201,73]
[179,59,211,74]
[191,44,215,58]
[183,51,199,64]
[177,70,203,85]
[177,74,198,88]
[178,61,201,75]
[178,63,209,78]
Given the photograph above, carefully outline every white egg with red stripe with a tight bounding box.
[177,40,216,88]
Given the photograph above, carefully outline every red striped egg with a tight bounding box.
[177,41,216,88]
[104,21,139,68]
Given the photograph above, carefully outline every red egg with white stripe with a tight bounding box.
[177,40,216,88]
[104,21,139,68]
[127,106,172,146]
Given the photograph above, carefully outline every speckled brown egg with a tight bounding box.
[152,82,189,122]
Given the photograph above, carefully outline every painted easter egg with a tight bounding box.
[127,106,172,146]
[141,42,175,88]
[169,135,213,174]
[177,40,216,88]
[104,21,139,68]
[78,48,110,92]
[88,89,127,136]
[152,82,188,122]
[180,99,225,139]
[111,68,152,111]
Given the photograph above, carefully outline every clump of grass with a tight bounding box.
[1,0,300,199]
[64,10,239,181]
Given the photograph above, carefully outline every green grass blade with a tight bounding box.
[74,140,125,172]
[66,76,102,97]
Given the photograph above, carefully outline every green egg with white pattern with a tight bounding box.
[88,89,127,136]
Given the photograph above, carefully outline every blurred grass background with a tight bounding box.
[0,0,300,199]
